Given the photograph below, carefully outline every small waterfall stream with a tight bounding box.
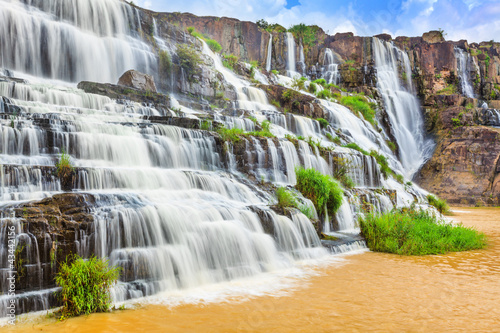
[454,47,475,98]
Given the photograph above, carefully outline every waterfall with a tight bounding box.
[0,0,156,83]
[454,47,475,98]
[286,32,298,77]
[323,49,339,85]
[372,38,434,177]
[266,35,273,72]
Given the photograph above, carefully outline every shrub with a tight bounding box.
[271,69,279,75]
[206,39,222,53]
[308,82,317,94]
[282,89,299,102]
[288,23,319,48]
[217,126,244,142]
[55,149,74,179]
[270,99,281,108]
[340,95,376,126]
[222,53,239,70]
[312,78,326,86]
[386,140,396,152]
[276,187,298,208]
[317,118,329,129]
[316,89,332,99]
[436,84,457,95]
[158,50,172,78]
[200,120,212,131]
[292,77,306,90]
[177,44,202,81]
[427,194,451,215]
[359,207,486,255]
[295,167,343,215]
[55,255,120,318]
[369,150,391,179]
[395,174,404,184]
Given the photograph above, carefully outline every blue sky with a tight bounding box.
[135,0,500,42]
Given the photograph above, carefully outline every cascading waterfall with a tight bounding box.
[372,38,434,177]
[286,32,298,78]
[454,47,475,98]
[266,35,273,72]
[323,49,339,85]
[0,0,156,83]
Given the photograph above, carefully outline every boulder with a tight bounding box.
[422,30,445,44]
[118,70,157,92]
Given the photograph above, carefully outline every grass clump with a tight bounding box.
[187,27,222,53]
[287,23,320,48]
[317,118,329,129]
[369,150,391,179]
[222,54,239,70]
[312,78,326,86]
[340,95,376,126]
[359,207,487,255]
[295,167,343,215]
[317,89,332,100]
[56,255,120,318]
[55,149,74,178]
[342,142,369,155]
[276,187,298,208]
[427,194,451,215]
[217,126,245,142]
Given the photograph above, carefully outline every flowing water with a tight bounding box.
[454,47,475,98]
[6,208,499,332]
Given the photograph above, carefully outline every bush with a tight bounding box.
[217,126,245,142]
[359,207,487,255]
[316,89,332,99]
[295,167,343,215]
[308,82,317,94]
[158,50,172,79]
[177,44,202,81]
[56,255,120,318]
[386,140,396,152]
[369,150,391,179]
[340,95,376,126]
[222,53,239,70]
[206,39,222,53]
[317,118,329,129]
[427,194,451,215]
[288,23,319,48]
[312,78,326,86]
[55,149,73,178]
[276,187,298,208]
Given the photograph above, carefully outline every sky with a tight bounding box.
[134,0,500,42]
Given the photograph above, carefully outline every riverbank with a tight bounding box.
[7,208,499,332]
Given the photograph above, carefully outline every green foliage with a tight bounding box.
[187,27,222,53]
[395,174,404,184]
[177,44,202,81]
[317,118,329,129]
[333,155,355,189]
[158,50,172,79]
[55,255,120,318]
[340,95,376,126]
[436,84,457,95]
[222,53,239,70]
[287,23,319,48]
[256,19,286,33]
[276,187,298,208]
[55,149,74,179]
[299,204,316,220]
[291,77,306,90]
[451,117,461,127]
[308,82,318,94]
[386,140,396,152]
[271,69,279,75]
[295,167,344,215]
[427,194,451,215]
[359,207,486,255]
[369,150,391,179]
[206,39,222,53]
[282,89,299,102]
[200,120,212,131]
[312,78,326,86]
[316,89,332,99]
[217,126,245,142]
[270,99,281,108]
[326,133,341,145]
[437,28,447,39]
[343,142,369,155]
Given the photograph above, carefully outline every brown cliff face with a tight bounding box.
[417,126,500,206]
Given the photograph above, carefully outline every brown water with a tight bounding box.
[7,208,500,332]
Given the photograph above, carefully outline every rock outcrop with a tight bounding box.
[118,70,157,92]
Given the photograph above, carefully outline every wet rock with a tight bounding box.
[118,70,157,92]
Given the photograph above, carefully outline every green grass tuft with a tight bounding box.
[340,95,376,126]
[427,194,451,215]
[360,207,487,255]
[317,118,329,129]
[276,187,298,208]
[295,167,343,215]
[55,255,120,318]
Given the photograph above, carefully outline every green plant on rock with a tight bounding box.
[276,187,298,209]
[187,27,222,53]
[312,78,326,86]
[340,95,376,126]
[333,155,355,189]
[158,50,172,79]
[270,99,281,108]
[222,53,239,71]
[316,89,332,100]
[326,133,341,145]
[427,194,450,215]
[317,118,329,129]
[386,140,396,152]
[271,69,279,75]
[343,142,369,155]
[451,117,461,127]
[291,77,307,91]
[55,149,74,179]
[56,255,121,318]
[200,120,212,131]
[177,44,202,82]
[282,89,299,102]
[288,23,319,48]
[295,167,343,216]
[308,82,318,94]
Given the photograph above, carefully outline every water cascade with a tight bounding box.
[372,38,434,177]
[285,32,298,78]
[266,36,273,72]
[454,47,475,98]
[323,49,339,85]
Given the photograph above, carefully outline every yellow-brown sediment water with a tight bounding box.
[7,208,500,332]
